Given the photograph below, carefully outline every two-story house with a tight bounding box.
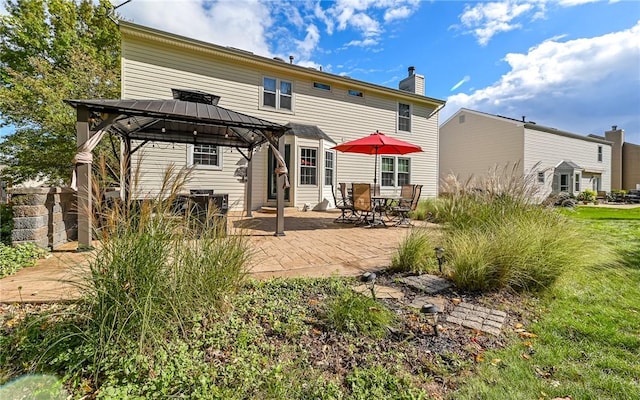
[439,108,612,199]
[119,21,445,212]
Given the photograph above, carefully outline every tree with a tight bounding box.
[0,0,120,185]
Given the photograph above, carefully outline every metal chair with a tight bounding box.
[332,183,357,223]
[393,184,422,226]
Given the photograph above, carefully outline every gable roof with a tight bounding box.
[445,108,611,146]
[119,21,446,110]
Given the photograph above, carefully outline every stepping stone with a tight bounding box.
[445,302,506,336]
[399,274,452,294]
[404,295,446,311]
[352,284,404,300]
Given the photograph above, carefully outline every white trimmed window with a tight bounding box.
[560,174,569,192]
[188,144,221,169]
[574,173,581,192]
[300,147,317,185]
[324,151,334,186]
[398,102,411,132]
[262,77,292,111]
[538,172,545,183]
[381,156,411,187]
[597,145,603,162]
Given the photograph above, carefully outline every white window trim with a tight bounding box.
[398,102,412,133]
[380,156,411,188]
[187,144,223,170]
[324,150,335,186]
[299,146,318,186]
[260,76,294,113]
[537,172,545,184]
[597,145,603,162]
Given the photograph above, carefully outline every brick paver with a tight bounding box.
[445,302,507,335]
[1,210,435,303]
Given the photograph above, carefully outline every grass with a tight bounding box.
[324,289,397,338]
[390,228,439,274]
[561,205,640,220]
[452,207,640,399]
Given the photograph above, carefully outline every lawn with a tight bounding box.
[0,206,638,399]
[452,206,640,399]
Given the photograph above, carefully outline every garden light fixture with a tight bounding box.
[421,303,440,336]
[361,272,377,300]
[434,247,445,273]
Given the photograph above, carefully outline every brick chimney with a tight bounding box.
[605,125,624,190]
[399,66,425,96]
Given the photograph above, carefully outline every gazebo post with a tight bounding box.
[275,135,285,236]
[76,106,93,250]
[246,155,253,217]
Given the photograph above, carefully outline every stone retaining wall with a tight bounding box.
[10,187,77,249]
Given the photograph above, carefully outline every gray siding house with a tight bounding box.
[439,108,612,199]
[120,22,445,211]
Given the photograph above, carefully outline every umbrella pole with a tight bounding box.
[374,147,378,185]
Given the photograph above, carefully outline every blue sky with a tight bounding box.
[1,0,639,144]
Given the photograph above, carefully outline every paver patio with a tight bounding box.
[0,210,434,303]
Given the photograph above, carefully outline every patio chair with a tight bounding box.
[352,183,373,226]
[392,184,422,226]
[332,183,357,223]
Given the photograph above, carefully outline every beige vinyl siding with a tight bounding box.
[439,110,524,183]
[523,129,611,194]
[122,29,441,210]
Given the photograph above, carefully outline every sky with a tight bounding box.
[1,0,639,144]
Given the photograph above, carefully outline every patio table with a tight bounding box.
[371,196,401,227]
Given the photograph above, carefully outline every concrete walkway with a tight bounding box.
[0,210,436,303]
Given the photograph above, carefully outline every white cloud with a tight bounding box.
[384,6,412,22]
[454,0,607,46]
[119,0,273,56]
[457,1,534,46]
[441,21,640,143]
[294,24,321,59]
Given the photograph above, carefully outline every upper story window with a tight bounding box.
[398,102,411,132]
[188,144,221,169]
[313,82,331,91]
[324,151,334,186]
[299,147,317,186]
[348,89,363,97]
[597,145,603,162]
[263,77,292,111]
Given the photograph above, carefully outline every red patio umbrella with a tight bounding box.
[331,130,423,185]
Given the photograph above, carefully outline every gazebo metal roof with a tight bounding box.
[65,89,287,153]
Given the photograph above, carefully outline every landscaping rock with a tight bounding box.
[399,274,452,294]
[352,284,404,300]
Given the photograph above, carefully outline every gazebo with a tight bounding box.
[66,89,289,249]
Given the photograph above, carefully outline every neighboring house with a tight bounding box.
[439,108,612,200]
[590,126,640,191]
[0,165,46,203]
[119,22,445,211]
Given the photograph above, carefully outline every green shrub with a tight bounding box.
[445,198,612,292]
[435,164,613,292]
[577,189,597,202]
[390,228,438,273]
[0,203,13,245]
[324,290,396,338]
[0,242,48,278]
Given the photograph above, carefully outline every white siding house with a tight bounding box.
[440,108,612,199]
[120,22,445,211]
